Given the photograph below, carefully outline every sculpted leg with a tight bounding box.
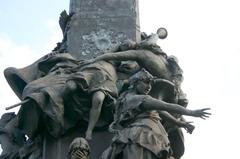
[85,91,105,140]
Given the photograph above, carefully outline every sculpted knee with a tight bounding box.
[92,91,105,109]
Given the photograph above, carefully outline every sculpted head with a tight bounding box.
[129,69,154,95]
[68,137,90,159]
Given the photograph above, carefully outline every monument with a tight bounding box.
[0,1,211,159]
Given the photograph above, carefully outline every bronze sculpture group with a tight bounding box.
[0,3,211,157]
[0,28,211,159]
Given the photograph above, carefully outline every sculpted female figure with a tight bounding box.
[12,53,118,140]
[100,69,210,159]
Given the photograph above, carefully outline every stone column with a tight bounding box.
[67,0,140,59]
[69,0,81,13]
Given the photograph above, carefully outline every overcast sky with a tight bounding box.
[0,0,240,158]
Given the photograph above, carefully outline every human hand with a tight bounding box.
[181,121,195,134]
[71,149,89,159]
[191,108,211,119]
[108,122,120,134]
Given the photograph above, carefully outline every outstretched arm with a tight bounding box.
[141,96,211,119]
[94,50,143,62]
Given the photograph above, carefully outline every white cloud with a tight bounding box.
[46,19,59,29]
[0,34,38,67]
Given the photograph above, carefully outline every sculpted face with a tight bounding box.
[68,138,90,159]
[135,81,152,95]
